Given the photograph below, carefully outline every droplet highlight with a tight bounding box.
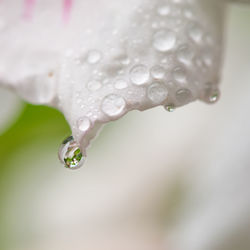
[87,50,102,64]
[157,5,170,16]
[164,104,176,112]
[208,89,220,103]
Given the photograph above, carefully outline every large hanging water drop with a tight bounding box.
[58,136,85,170]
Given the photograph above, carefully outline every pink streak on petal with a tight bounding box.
[23,0,36,20]
[63,0,73,24]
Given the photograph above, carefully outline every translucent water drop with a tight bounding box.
[157,5,170,16]
[114,79,128,89]
[173,67,187,83]
[150,65,165,79]
[77,117,91,132]
[153,30,176,52]
[188,23,203,43]
[202,50,213,67]
[177,45,194,64]
[101,94,126,117]
[58,136,85,170]
[130,64,150,86]
[183,8,194,19]
[176,89,193,104]
[87,80,102,91]
[87,50,102,64]
[164,104,175,112]
[147,83,168,104]
[209,89,220,103]
[120,57,131,65]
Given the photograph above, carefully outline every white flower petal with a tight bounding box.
[0,0,229,154]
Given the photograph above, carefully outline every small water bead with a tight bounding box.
[147,83,168,104]
[152,22,159,29]
[188,23,203,43]
[202,50,213,67]
[173,67,187,83]
[150,65,165,79]
[114,79,128,90]
[130,64,150,86]
[157,5,170,16]
[183,8,194,19]
[101,94,126,117]
[164,104,176,112]
[177,45,194,65]
[120,57,131,66]
[77,117,91,132]
[153,30,176,52]
[58,136,85,170]
[208,89,220,103]
[87,50,102,64]
[87,80,102,91]
[176,89,193,104]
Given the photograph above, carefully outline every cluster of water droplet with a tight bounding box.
[57,0,223,169]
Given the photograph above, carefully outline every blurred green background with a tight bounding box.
[0,103,71,249]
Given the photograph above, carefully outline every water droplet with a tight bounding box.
[148,83,168,104]
[176,89,193,104]
[183,8,194,19]
[130,64,150,86]
[153,30,176,52]
[87,50,102,64]
[101,94,126,117]
[209,90,220,103]
[173,67,187,83]
[164,104,175,112]
[205,87,220,104]
[188,23,203,43]
[58,136,85,170]
[150,65,165,79]
[157,5,170,16]
[120,57,131,65]
[202,50,213,67]
[114,79,128,89]
[77,117,91,132]
[87,80,102,91]
[177,45,194,64]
